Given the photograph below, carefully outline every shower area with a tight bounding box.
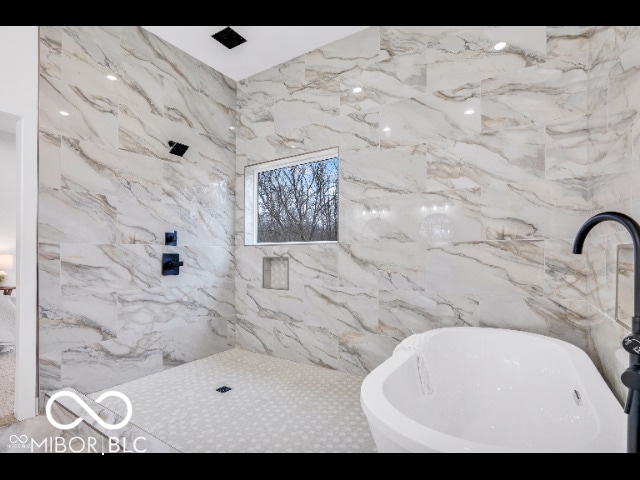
[35,26,640,452]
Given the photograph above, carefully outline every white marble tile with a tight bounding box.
[304,285,378,333]
[39,26,62,80]
[591,173,632,215]
[246,55,306,102]
[61,336,163,394]
[273,78,340,133]
[339,242,424,291]
[481,179,590,240]
[380,84,481,149]
[477,296,588,351]
[238,101,274,141]
[426,126,545,192]
[40,292,119,354]
[235,315,274,355]
[236,126,307,165]
[118,104,199,162]
[305,27,380,83]
[39,131,61,189]
[244,284,304,325]
[616,245,634,328]
[337,331,398,376]
[305,111,379,156]
[381,26,471,58]
[198,132,236,182]
[191,95,236,145]
[161,246,235,289]
[481,63,587,131]
[60,244,161,296]
[340,145,427,201]
[39,74,118,147]
[375,190,481,243]
[379,291,479,341]
[587,307,630,404]
[39,351,62,393]
[425,240,544,296]
[38,243,61,322]
[199,64,236,111]
[117,287,188,336]
[340,50,427,114]
[161,318,229,368]
[544,239,588,301]
[61,137,163,202]
[179,200,234,247]
[424,26,547,92]
[546,26,592,69]
[273,323,338,370]
[39,188,117,244]
[545,115,590,180]
[287,244,339,287]
[586,111,635,179]
[339,198,384,243]
[61,26,122,96]
[117,196,180,245]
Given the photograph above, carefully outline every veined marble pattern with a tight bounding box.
[340,50,427,114]
[273,323,338,370]
[39,188,117,244]
[305,27,380,83]
[337,331,398,376]
[546,26,592,69]
[61,26,122,96]
[39,26,62,80]
[61,137,162,201]
[40,25,238,396]
[39,131,61,189]
[544,238,588,301]
[273,78,340,133]
[304,285,378,333]
[481,62,588,130]
[380,84,481,149]
[545,115,590,180]
[424,26,547,93]
[425,240,544,296]
[305,110,379,156]
[426,126,545,192]
[379,291,479,341]
[340,145,427,201]
[481,179,590,240]
[39,74,118,148]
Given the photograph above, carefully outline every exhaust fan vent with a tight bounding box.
[212,27,247,50]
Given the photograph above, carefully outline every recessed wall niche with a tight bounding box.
[263,257,289,290]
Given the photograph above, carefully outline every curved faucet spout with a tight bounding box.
[573,212,640,323]
[573,212,640,454]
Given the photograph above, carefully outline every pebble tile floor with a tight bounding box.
[91,349,377,453]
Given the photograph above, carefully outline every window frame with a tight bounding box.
[244,147,339,246]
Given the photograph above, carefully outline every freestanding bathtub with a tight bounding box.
[361,328,626,453]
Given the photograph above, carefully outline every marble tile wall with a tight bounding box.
[38,26,237,395]
[235,26,600,377]
[584,26,640,402]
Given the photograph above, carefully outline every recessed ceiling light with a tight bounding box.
[352,87,363,94]
[494,42,507,51]
[383,127,391,133]
[59,111,70,116]
[106,75,118,81]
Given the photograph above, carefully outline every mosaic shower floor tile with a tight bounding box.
[90,348,376,453]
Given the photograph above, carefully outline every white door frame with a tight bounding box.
[0,26,40,420]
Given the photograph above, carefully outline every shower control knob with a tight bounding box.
[623,335,640,355]
[622,366,640,391]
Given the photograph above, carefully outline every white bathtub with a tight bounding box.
[361,328,626,453]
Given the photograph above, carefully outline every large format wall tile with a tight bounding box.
[39,25,237,395]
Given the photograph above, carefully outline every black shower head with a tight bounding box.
[212,27,247,50]
[168,141,189,157]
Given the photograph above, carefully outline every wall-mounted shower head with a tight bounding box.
[168,141,189,157]
[212,27,247,50]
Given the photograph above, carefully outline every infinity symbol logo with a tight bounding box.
[46,391,133,431]
[9,435,28,444]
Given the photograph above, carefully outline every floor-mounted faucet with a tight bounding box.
[573,212,640,454]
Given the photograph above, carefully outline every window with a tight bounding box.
[245,148,339,245]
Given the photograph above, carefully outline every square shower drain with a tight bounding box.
[216,386,232,394]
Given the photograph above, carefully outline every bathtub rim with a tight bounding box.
[360,327,626,453]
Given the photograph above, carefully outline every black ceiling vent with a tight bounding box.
[212,27,247,50]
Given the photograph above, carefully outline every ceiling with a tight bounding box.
[142,26,370,81]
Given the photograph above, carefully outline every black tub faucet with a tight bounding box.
[573,212,640,454]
